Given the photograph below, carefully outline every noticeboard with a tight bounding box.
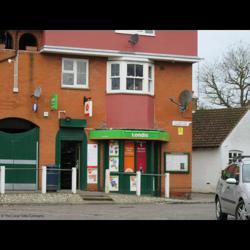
[165,152,189,173]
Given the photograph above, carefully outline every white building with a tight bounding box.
[192,107,250,193]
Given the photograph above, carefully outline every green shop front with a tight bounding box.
[90,129,169,196]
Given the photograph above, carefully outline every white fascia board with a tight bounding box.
[40,45,202,63]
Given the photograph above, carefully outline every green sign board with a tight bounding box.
[90,129,170,141]
[50,94,58,110]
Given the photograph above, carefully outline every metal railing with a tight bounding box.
[0,165,77,194]
[105,169,170,198]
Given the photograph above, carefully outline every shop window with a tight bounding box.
[19,33,37,50]
[0,31,13,49]
[228,150,242,164]
[61,58,89,89]
[109,141,119,172]
[107,60,154,95]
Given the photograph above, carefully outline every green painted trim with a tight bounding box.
[59,118,87,128]
[90,129,169,141]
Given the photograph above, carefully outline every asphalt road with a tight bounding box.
[0,203,232,220]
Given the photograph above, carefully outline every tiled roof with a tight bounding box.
[193,107,248,148]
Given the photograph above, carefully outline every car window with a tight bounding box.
[242,164,250,183]
[222,164,239,180]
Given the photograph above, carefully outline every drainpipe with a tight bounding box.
[13,30,19,93]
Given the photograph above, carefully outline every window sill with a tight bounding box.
[106,91,154,96]
[115,31,155,37]
[61,85,90,90]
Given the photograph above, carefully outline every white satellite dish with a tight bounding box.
[33,86,42,98]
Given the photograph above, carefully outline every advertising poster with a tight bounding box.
[109,141,119,156]
[87,167,98,184]
[130,176,137,191]
[87,144,98,184]
[124,141,134,173]
[87,144,98,167]
[136,142,147,172]
[109,176,119,191]
[109,156,119,172]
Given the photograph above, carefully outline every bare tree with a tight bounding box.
[200,42,250,108]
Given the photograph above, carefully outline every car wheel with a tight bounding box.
[235,200,249,220]
[216,197,228,220]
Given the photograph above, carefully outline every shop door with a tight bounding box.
[136,142,147,173]
[0,128,38,190]
[60,141,80,189]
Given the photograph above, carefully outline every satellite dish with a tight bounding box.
[129,34,139,45]
[33,86,42,98]
[178,90,193,112]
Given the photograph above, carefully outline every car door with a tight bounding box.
[221,165,239,215]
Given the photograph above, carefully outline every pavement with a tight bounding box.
[0,191,215,205]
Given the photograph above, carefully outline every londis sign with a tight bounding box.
[131,133,149,138]
[90,129,170,141]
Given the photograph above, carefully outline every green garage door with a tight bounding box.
[0,128,39,190]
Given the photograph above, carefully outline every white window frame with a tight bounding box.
[115,30,155,36]
[107,60,154,95]
[228,150,243,164]
[61,58,89,89]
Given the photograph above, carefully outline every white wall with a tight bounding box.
[192,148,221,193]
[221,110,250,167]
[192,110,250,193]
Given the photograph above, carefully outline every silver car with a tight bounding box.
[215,156,250,220]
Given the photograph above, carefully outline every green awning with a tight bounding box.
[90,129,170,142]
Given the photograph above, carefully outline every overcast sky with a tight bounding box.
[193,30,250,100]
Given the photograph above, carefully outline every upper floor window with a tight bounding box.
[19,33,37,50]
[107,60,154,95]
[61,58,89,89]
[115,30,155,36]
[0,31,13,49]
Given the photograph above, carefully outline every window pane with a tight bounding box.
[111,78,120,90]
[77,73,86,85]
[135,79,142,90]
[148,66,152,78]
[63,73,74,85]
[127,64,135,76]
[136,65,143,77]
[111,64,120,76]
[77,61,86,74]
[126,78,134,90]
[64,59,74,71]
[148,80,152,92]
[145,30,153,34]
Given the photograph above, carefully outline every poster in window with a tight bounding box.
[124,141,134,173]
[87,144,98,167]
[87,167,98,184]
[130,176,136,191]
[109,175,119,191]
[109,156,119,172]
[165,153,189,173]
[109,141,119,156]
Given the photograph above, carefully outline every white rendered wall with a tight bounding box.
[192,110,250,193]
[192,148,221,193]
[221,110,250,168]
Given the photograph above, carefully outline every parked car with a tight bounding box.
[215,156,250,220]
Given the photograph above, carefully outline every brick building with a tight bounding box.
[0,30,199,197]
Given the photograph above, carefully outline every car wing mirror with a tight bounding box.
[226,178,237,184]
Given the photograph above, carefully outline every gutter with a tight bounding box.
[40,45,202,63]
